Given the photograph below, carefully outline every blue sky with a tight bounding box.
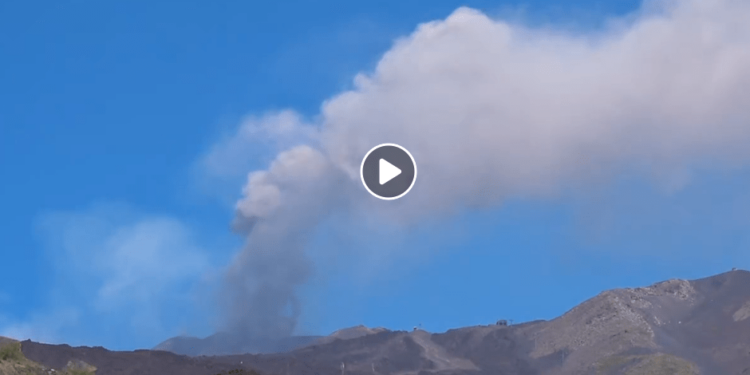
[2,0,750,351]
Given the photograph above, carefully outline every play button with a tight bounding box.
[361,143,417,200]
[379,159,401,185]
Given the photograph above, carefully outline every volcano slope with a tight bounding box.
[14,270,750,375]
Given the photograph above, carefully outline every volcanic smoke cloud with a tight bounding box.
[208,0,750,339]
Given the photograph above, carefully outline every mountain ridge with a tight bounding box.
[8,269,750,375]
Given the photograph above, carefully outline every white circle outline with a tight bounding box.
[360,143,417,201]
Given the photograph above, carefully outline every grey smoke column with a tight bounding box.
[208,0,750,341]
[222,216,311,339]
[219,145,342,340]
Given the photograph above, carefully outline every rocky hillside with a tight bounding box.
[153,325,391,357]
[154,333,322,356]
[11,270,750,375]
[0,336,97,375]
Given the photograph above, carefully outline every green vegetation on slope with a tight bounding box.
[0,341,45,375]
[62,360,96,375]
[0,343,24,363]
[0,340,96,375]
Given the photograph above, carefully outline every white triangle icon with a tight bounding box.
[379,158,401,185]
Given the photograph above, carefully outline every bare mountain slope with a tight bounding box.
[154,332,322,356]
[15,270,750,375]
[518,269,750,374]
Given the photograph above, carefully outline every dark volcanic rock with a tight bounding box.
[20,340,252,375]
[154,332,322,356]
[18,270,750,375]
[154,325,390,357]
